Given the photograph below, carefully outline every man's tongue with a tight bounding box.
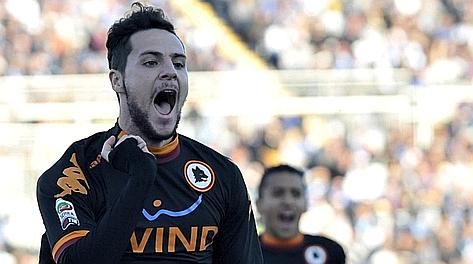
[157,102,172,115]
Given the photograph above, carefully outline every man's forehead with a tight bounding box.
[129,28,185,55]
[264,173,304,188]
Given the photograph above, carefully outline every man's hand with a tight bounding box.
[101,135,157,183]
[101,135,152,162]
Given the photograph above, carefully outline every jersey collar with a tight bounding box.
[261,233,304,250]
[117,130,180,163]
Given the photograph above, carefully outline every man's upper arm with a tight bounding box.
[37,148,96,262]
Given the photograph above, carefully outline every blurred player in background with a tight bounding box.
[36,2,262,263]
[257,164,346,264]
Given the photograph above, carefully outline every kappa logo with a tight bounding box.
[55,153,90,198]
[304,245,328,264]
[55,198,80,230]
[184,161,215,192]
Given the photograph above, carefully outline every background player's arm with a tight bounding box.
[212,164,263,263]
[37,138,156,264]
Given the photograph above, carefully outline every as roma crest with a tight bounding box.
[184,161,215,192]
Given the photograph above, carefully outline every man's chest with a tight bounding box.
[125,160,226,256]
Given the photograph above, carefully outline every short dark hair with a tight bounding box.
[106,2,178,72]
[257,164,305,198]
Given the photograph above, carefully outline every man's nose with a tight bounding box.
[281,192,295,204]
[159,61,177,80]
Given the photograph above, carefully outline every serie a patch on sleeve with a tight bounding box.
[55,198,80,230]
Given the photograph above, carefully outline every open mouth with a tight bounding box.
[278,211,296,224]
[154,89,177,115]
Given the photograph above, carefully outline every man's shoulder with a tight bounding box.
[179,134,233,163]
[50,129,110,165]
[304,234,342,245]
[178,134,244,185]
[37,128,113,190]
[303,234,346,257]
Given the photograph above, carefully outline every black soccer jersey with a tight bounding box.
[260,233,346,264]
[37,124,263,263]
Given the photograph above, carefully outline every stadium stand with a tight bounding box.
[205,0,473,84]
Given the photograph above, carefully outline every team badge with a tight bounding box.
[184,160,215,192]
[304,245,327,264]
[55,198,80,230]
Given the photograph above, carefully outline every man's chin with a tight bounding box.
[275,227,299,240]
[129,105,180,144]
[149,131,176,142]
[150,121,181,139]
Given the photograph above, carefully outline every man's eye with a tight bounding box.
[144,61,158,67]
[292,190,302,198]
[271,189,284,198]
[174,62,185,69]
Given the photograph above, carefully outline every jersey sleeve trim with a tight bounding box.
[52,230,89,262]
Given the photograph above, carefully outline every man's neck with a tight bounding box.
[118,120,173,148]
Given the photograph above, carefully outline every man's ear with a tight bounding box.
[256,196,263,213]
[109,69,125,93]
[302,192,309,213]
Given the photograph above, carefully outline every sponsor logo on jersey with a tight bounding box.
[304,245,328,264]
[55,198,80,230]
[184,160,215,192]
[130,225,218,253]
[55,153,90,198]
[142,195,203,221]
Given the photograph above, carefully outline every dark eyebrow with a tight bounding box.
[140,51,186,59]
[172,53,187,60]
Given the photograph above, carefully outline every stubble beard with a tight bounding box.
[125,89,180,142]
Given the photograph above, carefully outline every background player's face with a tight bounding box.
[257,172,307,239]
[114,28,188,143]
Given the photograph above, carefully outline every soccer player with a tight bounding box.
[257,164,346,264]
[36,2,263,263]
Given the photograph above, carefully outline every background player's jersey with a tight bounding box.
[260,233,346,264]
[37,124,263,263]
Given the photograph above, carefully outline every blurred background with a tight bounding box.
[1,0,473,263]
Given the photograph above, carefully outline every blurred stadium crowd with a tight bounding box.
[184,100,473,263]
[1,0,473,82]
[1,0,473,263]
[0,0,232,75]
[205,0,473,84]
